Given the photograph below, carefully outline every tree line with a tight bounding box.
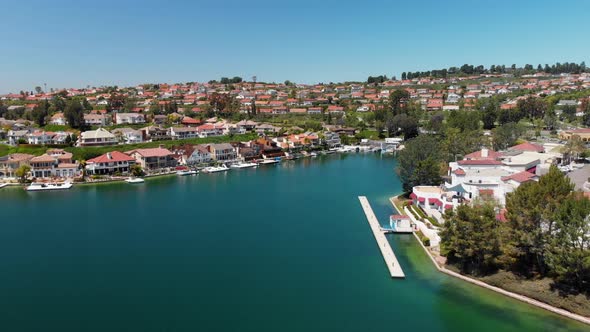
[399,61,587,80]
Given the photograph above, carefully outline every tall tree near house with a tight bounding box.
[503,166,574,277]
[560,135,586,164]
[517,96,547,119]
[108,93,126,112]
[581,98,590,127]
[389,89,410,116]
[64,98,85,129]
[35,86,43,94]
[250,100,257,117]
[441,203,503,275]
[396,135,443,193]
[32,99,50,127]
[545,194,590,293]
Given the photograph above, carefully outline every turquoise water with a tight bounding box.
[0,154,588,331]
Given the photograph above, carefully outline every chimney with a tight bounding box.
[159,144,165,149]
[481,148,488,158]
[106,152,112,160]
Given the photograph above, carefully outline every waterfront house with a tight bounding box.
[323,131,341,148]
[183,144,212,165]
[0,153,34,178]
[125,146,177,170]
[115,113,146,125]
[79,128,118,146]
[207,143,237,162]
[29,149,78,179]
[253,138,284,158]
[86,151,136,175]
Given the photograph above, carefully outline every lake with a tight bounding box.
[0,153,588,331]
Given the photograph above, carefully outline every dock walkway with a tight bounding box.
[358,196,405,278]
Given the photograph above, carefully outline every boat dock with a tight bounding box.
[358,196,405,278]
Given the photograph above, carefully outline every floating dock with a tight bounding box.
[358,196,405,278]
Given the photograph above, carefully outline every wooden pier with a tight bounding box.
[358,196,405,278]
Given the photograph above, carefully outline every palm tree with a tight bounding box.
[78,159,87,180]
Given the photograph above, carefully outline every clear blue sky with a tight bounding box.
[1,0,589,93]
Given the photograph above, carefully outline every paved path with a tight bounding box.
[358,196,405,278]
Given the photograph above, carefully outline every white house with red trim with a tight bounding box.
[86,151,136,175]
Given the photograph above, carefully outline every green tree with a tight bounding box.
[517,96,547,119]
[31,100,49,127]
[441,203,503,275]
[64,99,85,129]
[389,89,410,115]
[492,122,525,150]
[561,135,586,164]
[397,135,443,193]
[545,195,590,292]
[503,166,574,277]
[130,164,144,177]
[15,165,31,183]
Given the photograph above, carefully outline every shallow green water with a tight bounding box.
[0,154,588,331]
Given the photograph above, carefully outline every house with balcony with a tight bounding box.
[125,146,177,170]
[29,149,78,179]
[84,114,112,126]
[0,153,34,178]
[207,143,237,162]
[115,113,146,125]
[79,128,117,146]
[85,151,136,175]
[112,128,143,144]
[170,126,199,140]
[26,131,55,145]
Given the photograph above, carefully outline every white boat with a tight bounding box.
[203,164,229,173]
[26,182,73,191]
[310,152,318,157]
[176,170,198,176]
[258,159,280,165]
[230,162,258,169]
[125,177,145,184]
[0,183,8,189]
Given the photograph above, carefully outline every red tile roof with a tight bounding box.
[454,168,466,175]
[87,151,134,163]
[501,171,538,183]
[458,159,503,166]
[509,142,544,153]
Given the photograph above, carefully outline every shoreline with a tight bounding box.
[389,195,590,326]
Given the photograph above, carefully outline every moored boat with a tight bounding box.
[230,162,257,169]
[203,164,229,173]
[258,158,280,165]
[26,182,73,191]
[125,177,145,184]
[0,183,8,189]
[176,170,198,176]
